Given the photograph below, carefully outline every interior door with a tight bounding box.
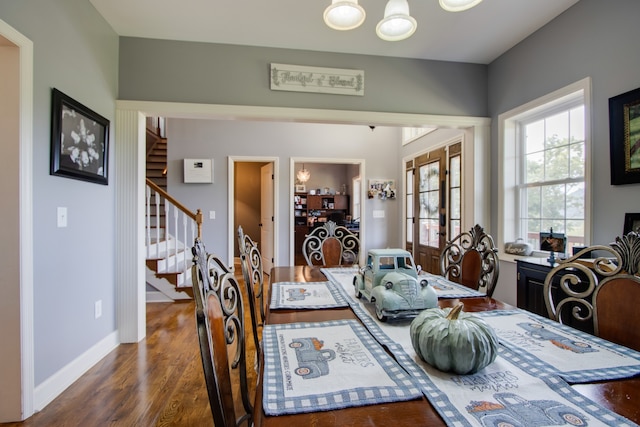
[412,147,447,274]
[260,163,274,272]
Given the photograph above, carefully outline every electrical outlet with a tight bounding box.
[209,210,216,219]
[94,300,102,319]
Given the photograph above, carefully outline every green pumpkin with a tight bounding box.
[410,303,498,374]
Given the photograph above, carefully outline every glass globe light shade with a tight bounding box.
[324,0,366,31]
[376,0,417,41]
[296,166,311,183]
[439,0,483,12]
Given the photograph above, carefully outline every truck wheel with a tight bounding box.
[561,412,586,426]
[375,305,388,322]
[295,367,311,376]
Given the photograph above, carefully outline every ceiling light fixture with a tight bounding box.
[439,0,483,12]
[376,0,417,42]
[296,164,311,183]
[323,0,482,41]
[323,0,366,31]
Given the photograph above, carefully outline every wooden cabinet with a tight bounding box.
[306,195,349,223]
[516,257,594,334]
[516,258,555,318]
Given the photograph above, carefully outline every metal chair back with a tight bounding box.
[543,231,640,350]
[191,238,253,427]
[440,224,500,297]
[302,220,360,266]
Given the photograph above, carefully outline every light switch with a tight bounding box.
[373,210,385,218]
[209,210,216,220]
[57,207,68,228]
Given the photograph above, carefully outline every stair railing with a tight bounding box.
[146,178,203,275]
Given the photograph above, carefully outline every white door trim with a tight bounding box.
[228,156,280,268]
[289,157,366,266]
[0,18,34,421]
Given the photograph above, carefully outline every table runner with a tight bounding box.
[261,319,422,415]
[475,309,640,383]
[270,281,349,309]
[322,267,485,299]
[321,268,638,426]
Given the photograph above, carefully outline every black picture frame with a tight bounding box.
[50,88,110,185]
[624,213,640,234]
[540,231,567,253]
[609,86,640,185]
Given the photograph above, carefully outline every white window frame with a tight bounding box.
[498,77,592,260]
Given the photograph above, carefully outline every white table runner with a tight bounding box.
[261,319,422,415]
[270,281,349,309]
[476,309,640,383]
[322,267,485,300]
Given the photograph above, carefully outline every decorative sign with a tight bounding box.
[183,158,213,183]
[270,63,364,96]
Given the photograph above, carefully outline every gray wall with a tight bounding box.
[119,37,488,117]
[0,0,118,387]
[488,0,640,246]
[166,120,403,262]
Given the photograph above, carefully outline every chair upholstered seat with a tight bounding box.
[302,220,360,266]
[543,231,640,351]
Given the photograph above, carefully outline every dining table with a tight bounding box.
[252,265,640,427]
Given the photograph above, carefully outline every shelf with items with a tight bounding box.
[294,193,308,226]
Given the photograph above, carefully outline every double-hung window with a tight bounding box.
[499,78,591,255]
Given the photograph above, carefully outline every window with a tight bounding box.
[499,78,591,255]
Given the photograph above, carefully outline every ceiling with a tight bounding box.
[90,0,579,65]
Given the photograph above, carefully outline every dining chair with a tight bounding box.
[237,225,265,354]
[302,220,360,266]
[543,231,640,351]
[191,238,253,427]
[440,224,500,297]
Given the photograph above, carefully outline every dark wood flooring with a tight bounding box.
[2,268,261,427]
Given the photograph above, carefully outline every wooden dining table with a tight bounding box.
[252,265,640,426]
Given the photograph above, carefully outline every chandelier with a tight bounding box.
[296,164,311,183]
[323,0,482,42]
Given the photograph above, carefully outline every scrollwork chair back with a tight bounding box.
[237,225,265,354]
[543,231,640,351]
[302,220,360,266]
[191,238,253,427]
[440,224,500,297]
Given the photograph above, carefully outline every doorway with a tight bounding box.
[405,141,462,274]
[230,157,277,273]
[290,158,365,266]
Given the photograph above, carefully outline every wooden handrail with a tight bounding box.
[146,178,203,238]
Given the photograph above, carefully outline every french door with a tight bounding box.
[406,143,461,274]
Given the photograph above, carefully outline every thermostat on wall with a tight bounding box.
[184,158,213,183]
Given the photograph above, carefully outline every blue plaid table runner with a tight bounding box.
[270,281,349,309]
[321,268,638,426]
[261,319,422,415]
[476,309,640,383]
[322,267,485,299]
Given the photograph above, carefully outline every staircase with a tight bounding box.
[145,117,201,301]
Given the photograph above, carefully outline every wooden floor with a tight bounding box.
[2,268,262,427]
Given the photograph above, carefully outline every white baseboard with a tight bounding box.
[34,331,119,412]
